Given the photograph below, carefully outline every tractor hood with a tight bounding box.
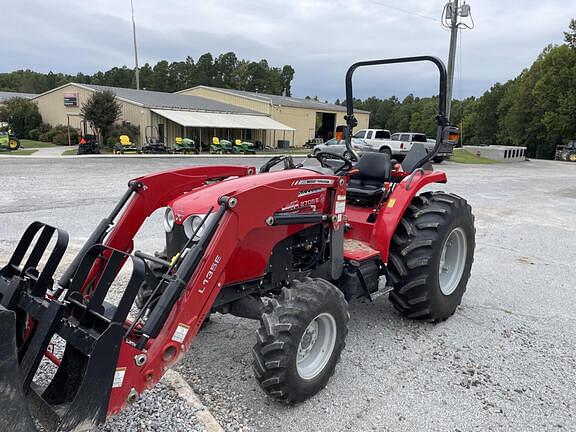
[168,168,333,223]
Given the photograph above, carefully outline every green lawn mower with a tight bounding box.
[113,135,140,155]
[210,137,233,154]
[173,137,199,154]
[0,130,20,151]
[232,139,256,154]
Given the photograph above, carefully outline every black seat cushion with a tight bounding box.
[347,152,392,205]
[355,152,392,181]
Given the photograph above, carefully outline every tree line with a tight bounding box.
[345,20,576,159]
[0,52,295,96]
[2,21,575,159]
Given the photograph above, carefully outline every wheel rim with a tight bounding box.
[9,139,17,149]
[570,153,576,161]
[438,227,467,296]
[296,313,337,380]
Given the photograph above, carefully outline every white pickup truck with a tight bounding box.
[352,129,407,157]
[392,132,453,162]
[352,129,453,161]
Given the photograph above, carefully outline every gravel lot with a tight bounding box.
[0,156,575,432]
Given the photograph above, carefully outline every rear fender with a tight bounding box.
[370,170,447,261]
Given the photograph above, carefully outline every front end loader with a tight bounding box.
[0,56,475,431]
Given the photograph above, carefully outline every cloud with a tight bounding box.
[2,0,575,101]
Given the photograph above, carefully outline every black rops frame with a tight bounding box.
[344,56,449,169]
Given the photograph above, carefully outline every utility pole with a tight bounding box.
[130,0,140,90]
[446,0,459,121]
[443,1,473,120]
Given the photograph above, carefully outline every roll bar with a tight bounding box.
[344,56,449,170]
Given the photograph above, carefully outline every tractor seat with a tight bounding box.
[347,152,392,206]
[119,135,132,145]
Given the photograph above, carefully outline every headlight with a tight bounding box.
[183,214,212,241]
[163,208,175,232]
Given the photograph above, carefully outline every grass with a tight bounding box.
[0,149,38,156]
[449,148,499,164]
[19,139,57,148]
[62,149,78,156]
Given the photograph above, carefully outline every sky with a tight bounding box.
[2,0,575,101]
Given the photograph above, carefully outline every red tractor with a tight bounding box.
[0,57,474,431]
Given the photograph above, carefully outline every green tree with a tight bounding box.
[194,53,215,86]
[80,90,122,147]
[0,52,295,96]
[281,65,295,96]
[0,97,42,138]
[564,18,576,48]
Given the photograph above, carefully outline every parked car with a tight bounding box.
[312,138,367,158]
[555,140,576,162]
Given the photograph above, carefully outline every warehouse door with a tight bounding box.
[315,113,336,142]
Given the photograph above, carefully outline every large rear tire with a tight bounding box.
[388,192,475,322]
[253,278,349,403]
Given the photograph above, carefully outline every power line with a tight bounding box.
[366,0,441,23]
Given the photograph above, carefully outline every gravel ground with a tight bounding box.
[1,156,575,431]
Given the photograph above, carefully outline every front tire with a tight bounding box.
[253,278,349,403]
[388,192,475,322]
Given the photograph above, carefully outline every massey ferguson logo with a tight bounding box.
[292,179,334,186]
[199,255,222,293]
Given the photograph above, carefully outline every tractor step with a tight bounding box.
[343,238,381,262]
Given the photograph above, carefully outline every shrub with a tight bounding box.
[28,129,40,140]
[36,124,78,145]
[52,133,69,146]
[106,121,140,148]
[38,123,52,133]
[0,98,42,138]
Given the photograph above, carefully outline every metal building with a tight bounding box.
[177,86,370,147]
[33,83,294,148]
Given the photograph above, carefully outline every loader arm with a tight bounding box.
[109,171,347,415]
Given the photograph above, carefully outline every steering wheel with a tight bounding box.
[259,155,297,173]
[314,151,353,174]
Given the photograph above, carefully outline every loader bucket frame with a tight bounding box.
[0,307,37,431]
